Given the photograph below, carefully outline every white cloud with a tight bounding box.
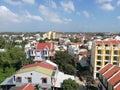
[4,0,22,6]
[117,16,120,19]
[96,0,112,3]
[0,6,20,23]
[50,0,57,8]
[25,11,43,21]
[83,10,90,18]
[60,1,75,13]
[39,5,62,23]
[64,18,72,24]
[0,5,43,24]
[117,0,120,6]
[22,0,35,4]
[101,3,115,11]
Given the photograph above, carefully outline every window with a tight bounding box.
[98,50,102,54]
[113,62,118,65]
[106,50,110,54]
[114,50,118,55]
[16,77,22,82]
[97,62,101,66]
[97,67,101,71]
[97,56,101,60]
[42,77,47,83]
[105,56,110,60]
[113,56,118,61]
[28,77,32,83]
[105,62,108,65]
[105,44,108,47]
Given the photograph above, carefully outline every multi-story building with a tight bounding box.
[90,40,120,79]
[34,42,55,61]
[43,31,62,40]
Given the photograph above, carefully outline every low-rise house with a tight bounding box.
[0,61,57,90]
[0,61,75,90]
[97,63,120,90]
[34,42,55,61]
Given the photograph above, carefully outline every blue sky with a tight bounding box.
[0,0,120,32]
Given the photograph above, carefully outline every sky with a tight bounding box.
[0,0,120,32]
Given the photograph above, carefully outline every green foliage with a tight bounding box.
[55,51,76,75]
[0,37,33,83]
[0,37,6,48]
[61,78,79,90]
[86,85,98,90]
[0,67,15,83]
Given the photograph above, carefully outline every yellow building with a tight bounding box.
[90,40,120,79]
[43,31,62,40]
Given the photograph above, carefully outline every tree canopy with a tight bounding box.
[55,51,76,75]
[61,78,79,90]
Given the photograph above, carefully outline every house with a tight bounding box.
[34,42,55,61]
[0,61,75,90]
[0,61,57,90]
[43,31,62,40]
[97,63,120,90]
[90,40,120,79]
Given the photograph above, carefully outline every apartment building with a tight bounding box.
[90,40,120,79]
[43,31,62,40]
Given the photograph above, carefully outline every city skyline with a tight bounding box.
[0,0,120,32]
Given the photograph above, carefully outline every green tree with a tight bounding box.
[61,78,79,90]
[0,37,6,48]
[64,64,76,75]
[54,51,76,75]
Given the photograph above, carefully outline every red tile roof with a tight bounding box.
[36,42,54,50]
[79,51,87,55]
[23,61,55,70]
[95,41,103,45]
[108,71,120,86]
[18,83,35,90]
[95,40,120,45]
[103,66,120,79]
[114,83,120,90]
[99,63,113,74]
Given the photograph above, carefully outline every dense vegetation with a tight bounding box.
[0,37,32,83]
[61,78,79,90]
[54,51,76,75]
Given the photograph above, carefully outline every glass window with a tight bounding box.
[113,56,118,61]
[98,56,101,60]
[106,50,110,54]
[16,77,22,82]
[42,78,47,83]
[114,50,118,55]
[98,50,102,54]
[105,56,110,60]
[28,77,32,83]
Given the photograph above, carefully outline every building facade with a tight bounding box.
[90,40,120,79]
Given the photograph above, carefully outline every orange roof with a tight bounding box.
[79,51,87,55]
[95,40,120,45]
[36,42,54,50]
[102,41,111,45]
[103,66,120,79]
[114,83,120,90]
[18,83,35,90]
[95,41,103,45]
[99,63,113,74]
[108,71,120,86]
